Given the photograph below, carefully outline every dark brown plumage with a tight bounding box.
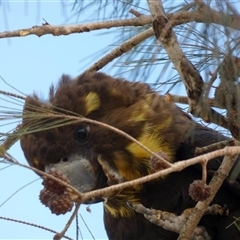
[20,72,240,239]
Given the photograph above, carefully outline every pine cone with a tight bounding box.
[39,168,74,215]
[42,168,71,194]
[189,180,211,202]
[49,193,73,215]
[39,188,52,207]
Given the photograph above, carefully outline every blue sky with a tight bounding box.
[1,1,239,240]
[0,2,119,239]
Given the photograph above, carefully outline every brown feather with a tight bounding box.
[20,72,240,240]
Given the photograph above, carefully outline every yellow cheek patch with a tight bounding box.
[104,194,140,218]
[113,152,134,180]
[145,93,161,108]
[155,114,173,132]
[85,92,100,115]
[33,157,40,167]
[145,93,154,105]
[110,87,121,97]
[104,187,141,218]
[113,151,151,186]
[127,131,161,160]
[104,202,134,218]
[128,101,151,122]
[126,123,175,162]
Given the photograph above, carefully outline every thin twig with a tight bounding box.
[2,155,84,200]
[3,132,240,206]
[169,94,226,110]
[1,125,22,151]
[195,139,234,155]
[0,178,40,208]
[75,214,79,240]
[80,146,240,203]
[7,111,173,167]
[178,154,239,239]
[201,160,207,183]
[0,90,26,100]
[84,28,154,72]
[54,203,81,240]
[129,8,144,17]
[0,216,73,240]
[79,214,95,240]
[204,67,219,99]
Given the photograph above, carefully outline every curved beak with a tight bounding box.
[45,156,97,195]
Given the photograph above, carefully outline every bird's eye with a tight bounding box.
[74,124,90,144]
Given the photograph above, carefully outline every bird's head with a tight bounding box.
[20,72,191,215]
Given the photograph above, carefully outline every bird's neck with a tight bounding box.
[103,187,141,217]
[103,177,165,218]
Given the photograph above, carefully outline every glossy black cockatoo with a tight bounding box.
[20,72,240,239]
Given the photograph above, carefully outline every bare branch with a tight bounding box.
[147,0,204,111]
[80,146,240,203]
[85,28,154,72]
[1,6,240,39]
[195,1,240,30]
[178,154,239,239]
[195,139,234,155]
[130,203,213,239]
[0,17,151,38]
[167,94,224,109]
[146,0,234,135]
[4,129,240,208]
